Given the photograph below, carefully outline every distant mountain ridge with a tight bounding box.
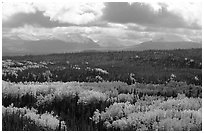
[2,36,202,56]
[2,36,100,56]
[124,41,202,51]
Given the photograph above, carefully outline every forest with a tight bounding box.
[3,48,202,85]
[2,48,202,131]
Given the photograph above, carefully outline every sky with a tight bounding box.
[2,0,202,47]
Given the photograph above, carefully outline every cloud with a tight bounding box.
[2,2,105,26]
[3,11,76,28]
[2,2,36,22]
[3,1,201,29]
[103,1,201,29]
[35,2,105,25]
[2,1,202,47]
[146,0,202,27]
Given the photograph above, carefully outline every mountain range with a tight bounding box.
[124,41,202,51]
[2,35,202,56]
[2,34,100,56]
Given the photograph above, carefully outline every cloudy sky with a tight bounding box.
[2,0,202,47]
